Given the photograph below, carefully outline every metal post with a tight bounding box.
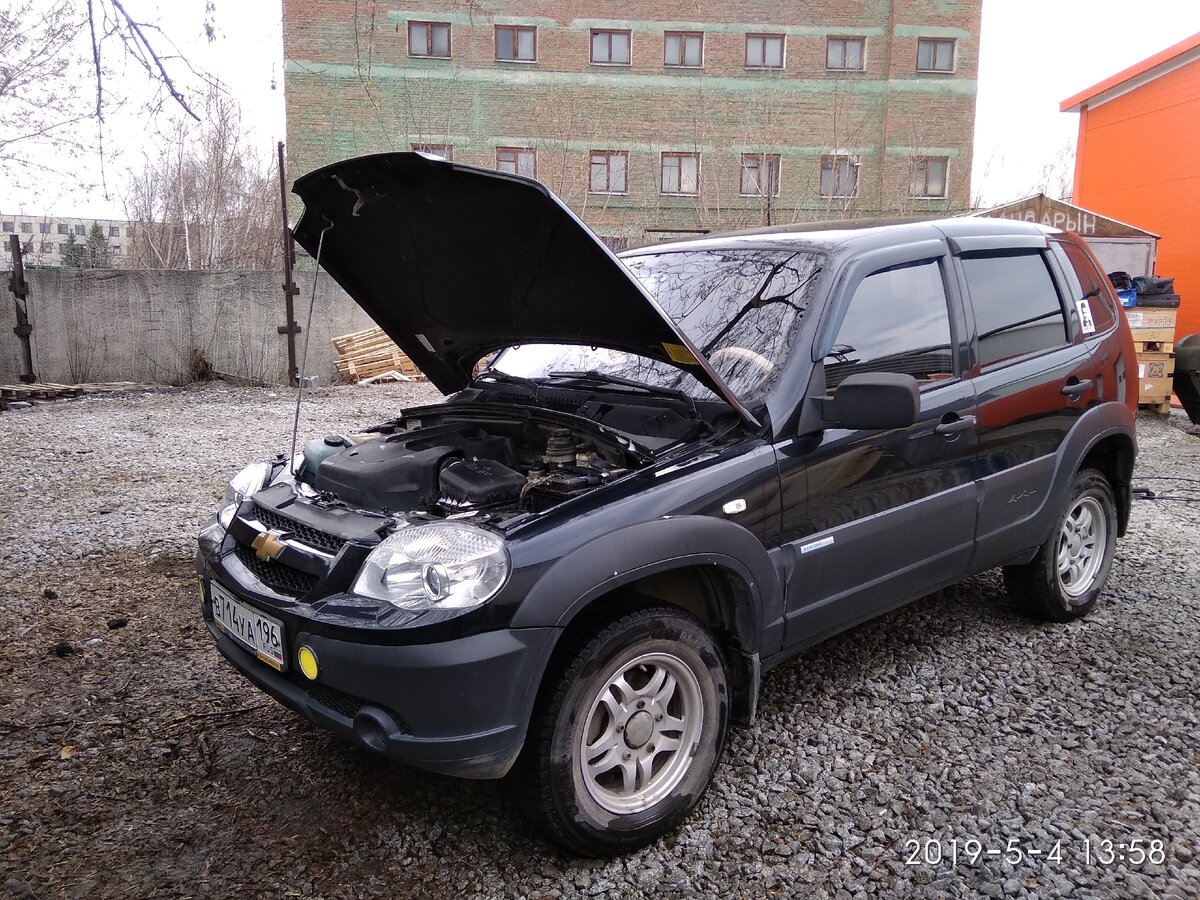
[8,234,37,384]
[276,141,302,386]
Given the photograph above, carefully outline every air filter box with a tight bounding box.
[439,458,527,507]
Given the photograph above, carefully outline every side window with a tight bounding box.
[825,258,955,390]
[962,252,1067,368]
[1049,240,1117,335]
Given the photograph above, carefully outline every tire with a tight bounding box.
[1003,468,1117,622]
[517,606,729,856]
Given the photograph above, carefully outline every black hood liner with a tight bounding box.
[291,152,751,421]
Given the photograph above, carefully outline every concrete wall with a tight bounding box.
[0,269,376,387]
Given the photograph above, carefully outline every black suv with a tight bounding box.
[198,153,1137,855]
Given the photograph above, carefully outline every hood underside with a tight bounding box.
[291,152,751,421]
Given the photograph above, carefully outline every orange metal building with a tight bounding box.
[1061,31,1200,339]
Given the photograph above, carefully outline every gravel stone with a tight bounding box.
[1,386,1198,898]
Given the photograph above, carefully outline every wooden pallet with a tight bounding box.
[0,381,154,409]
[332,327,426,383]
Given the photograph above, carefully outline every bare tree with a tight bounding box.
[0,0,217,189]
[123,88,279,270]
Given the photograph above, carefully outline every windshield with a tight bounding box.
[492,248,823,405]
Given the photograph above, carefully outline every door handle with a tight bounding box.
[935,414,977,435]
[1061,378,1093,399]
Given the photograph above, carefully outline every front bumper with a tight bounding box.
[199,566,559,779]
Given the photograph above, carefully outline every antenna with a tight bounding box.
[290,223,331,474]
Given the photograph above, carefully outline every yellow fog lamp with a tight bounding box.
[297,645,319,681]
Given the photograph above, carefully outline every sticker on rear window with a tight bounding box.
[1075,299,1096,335]
[662,342,698,365]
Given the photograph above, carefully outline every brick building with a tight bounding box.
[283,1,982,247]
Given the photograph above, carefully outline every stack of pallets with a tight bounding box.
[1126,308,1177,415]
[0,381,154,411]
[331,327,426,383]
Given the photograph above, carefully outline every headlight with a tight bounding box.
[352,522,509,612]
[218,462,271,530]
[223,462,271,507]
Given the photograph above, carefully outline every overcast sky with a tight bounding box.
[8,0,1200,220]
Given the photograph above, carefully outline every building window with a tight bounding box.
[591,29,630,65]
[740,153,780,196]
[109,225,121,238]
[111,245,122,254]
[39,222,50,233]
[57,223,69,234]
[21,222,32,233]
[497,147,536,178]
[40,241,52,252]
[495,25,537,62]
[660,153,700,196]
[1,222,12,232]
[408,21,450,58]
[412,143,453,160]
[745,34,785,69]
[910,157,948,198]
[820,155,859,197]
[826,37,865,71]
[664,31,702,67]
[75,224,86,236]
[917,38,955,72]
[589,151,628,194]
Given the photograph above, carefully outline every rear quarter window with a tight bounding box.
[1049,240,1118,335]
[962,251,1068,367]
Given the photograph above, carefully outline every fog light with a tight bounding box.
[297,645,319,681]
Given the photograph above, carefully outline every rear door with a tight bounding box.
[953,240,1093,566]
[775,242,979,647]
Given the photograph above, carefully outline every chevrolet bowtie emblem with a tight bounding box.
[251,530,287,560]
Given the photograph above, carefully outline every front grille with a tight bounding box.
[253,502,347,555]
[303,682,408,732]
[234,544,320,596]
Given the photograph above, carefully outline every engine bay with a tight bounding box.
[296,403,655,517]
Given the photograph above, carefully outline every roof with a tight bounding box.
[1061,31,1200,112]
[973,193,1160,239]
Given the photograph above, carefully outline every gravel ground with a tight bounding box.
[1,384,1198,899]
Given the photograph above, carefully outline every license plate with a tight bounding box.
[209,580,287,671]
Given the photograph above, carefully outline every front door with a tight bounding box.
[775,250,978,648]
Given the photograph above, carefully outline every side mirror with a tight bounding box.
[827,372,920,430]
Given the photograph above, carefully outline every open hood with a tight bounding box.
[291,152,754,424]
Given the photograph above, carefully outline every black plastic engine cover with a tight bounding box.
[314,425,516,512]
[440,458,526,507]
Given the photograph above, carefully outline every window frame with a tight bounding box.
[745,33,786,69]
[408,20,452,59]
[1048,239,1119,339]
[825,36,865,71]
[411,143,453,160]
[739,153,781,197]
[819,155,860,198]
[916,37,956,73]
[590,28,631,66]
[664,31,703,68]
[495,25,538,63]
[909,156,949,199]
[496,146,537,179]
[589,150,629,195]
[660,152,701,196]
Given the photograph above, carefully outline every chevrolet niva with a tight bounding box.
[198,152,1137,855]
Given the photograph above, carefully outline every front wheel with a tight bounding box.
[517,607,729,856]
[1003,467,1117,622]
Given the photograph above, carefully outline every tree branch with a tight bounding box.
[109,0,201,122]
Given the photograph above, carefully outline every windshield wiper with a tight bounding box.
[547,370,699,417]
[474,369,541,390]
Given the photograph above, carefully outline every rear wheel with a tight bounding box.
[517,607,728,856]
[1003,468,1117,622]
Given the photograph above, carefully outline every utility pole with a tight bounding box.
[276,141,301,386]
[8,235,37,384]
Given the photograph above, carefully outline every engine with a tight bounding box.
[301,416,631,515]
